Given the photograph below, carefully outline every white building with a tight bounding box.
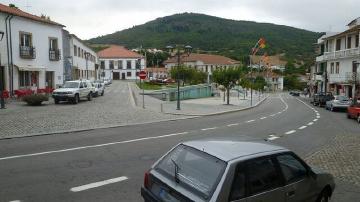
[97,45,145,80]
[164,53,240,82]
[0,4,64,93]
[314,18,360,99]
[62,31,98,81]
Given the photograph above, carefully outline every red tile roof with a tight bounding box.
[97,45,144,58]
[0,3,64,27]
[164,53,240,65]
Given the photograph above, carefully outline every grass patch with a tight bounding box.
[136,82,163,90]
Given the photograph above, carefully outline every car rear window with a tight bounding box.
[155,144,226,200]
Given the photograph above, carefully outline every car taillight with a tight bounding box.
[144,171,151,189]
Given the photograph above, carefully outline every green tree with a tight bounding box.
[170,66,206,85]
[212,67,243,105]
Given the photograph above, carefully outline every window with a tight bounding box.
[127,72,132,77]
[74,45,77,56]
[49,38,58,50]
[336,39,341,51]
[100,61,105,69]
[336,62,340,74]
[277,154,307,184]
[109,60,114,69]
[20,32,32,47]
[118,60,123,69]
[347,36,352,49]
[229,165,246,201]
[330,63,334,74]
[246,157,282,196]
[19,71,30,87]
[356,35,359,48]
[78,47,80,57]
[127,60,132,69]
[136,59,141,69]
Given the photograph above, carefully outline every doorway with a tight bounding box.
[46,71,54,88]
[113,72,120,80]
[121,73,126,80]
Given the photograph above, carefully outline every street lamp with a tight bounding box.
[0,31,6,109]
[166,45,192,110]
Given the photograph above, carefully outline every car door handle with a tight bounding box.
[287,190,295,197]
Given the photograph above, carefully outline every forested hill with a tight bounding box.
[88,13,322,60]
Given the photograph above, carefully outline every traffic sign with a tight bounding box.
[139,70,146,80]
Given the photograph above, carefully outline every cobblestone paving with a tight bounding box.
[306,133,360,187]
[0,81,186,139]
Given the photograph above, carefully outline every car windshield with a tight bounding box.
[63,82,79,88]
[155,144,226,199]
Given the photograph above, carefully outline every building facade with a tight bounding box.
[97,45,145,80]
[145,67,168,80]
[314,18,360,99]
[62,31,97,81]
[164,53,240,83]
[0,4,64,92]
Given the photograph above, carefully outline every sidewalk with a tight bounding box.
[129,83,268,116]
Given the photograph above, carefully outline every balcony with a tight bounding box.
[19,46,36,59]
[324,47,360,60]
[316,55,324,62]
[345,72,360,84]
[49,49,61,61]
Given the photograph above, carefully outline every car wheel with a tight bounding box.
[54,99,59,104]
[357,114,360,123]
[317,189,330,202]
[330,105,334,111]
[101,91,104,96]
[347,113,351,119]
[88,93,92,101]
[73,94,79,104]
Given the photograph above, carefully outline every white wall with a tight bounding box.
[70,36,97,80]
[100,57,145,80]
[0,14,64,90]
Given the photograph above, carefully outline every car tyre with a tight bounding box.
[101,91,104,96]
[357,114,360,123]
[88,93,92,101]
[73,94,79,104]
[330,105,334,111]
[54,99,59,104]
[347,113,351,119]
[317,189,330,202]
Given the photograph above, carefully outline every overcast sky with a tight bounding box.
[2,0,359,40]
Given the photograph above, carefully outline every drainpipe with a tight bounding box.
[4,15,10,93]
[9,16,14,95]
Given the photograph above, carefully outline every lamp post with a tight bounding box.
[166,45,192,110]
[0,31,5,109]
[85,52,91,80]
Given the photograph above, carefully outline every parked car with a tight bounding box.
[141,140,335,202]
[313,92,334,107]
[93,82,105,96]
[290,91,300,96]
[52,80,94,104]
[347,103,360,123]
[104,78,112,85]
[325,95,351,111]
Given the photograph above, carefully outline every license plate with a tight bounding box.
[158,188,179,202]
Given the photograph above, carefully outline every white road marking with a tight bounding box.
[317,116,321,119]
[70,176,128,192]
[227,123,239,127]
[308,122,314,126]
[246,120,255,123]
[316,113,320,116]
[9,200,21,202]
[285,130,296,135]
[270,114,276,117]
[201,127,218,131]
[260,117,267,120]
[299,126,307,130]
[313,119,318,122]
[268,136,279,141]
[0,132,189,161]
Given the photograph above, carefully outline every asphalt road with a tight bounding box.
[0,93,359,202]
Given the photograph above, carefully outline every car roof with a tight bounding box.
[183,140,288,162]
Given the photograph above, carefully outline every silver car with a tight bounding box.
[141,140,335,202]
[325,95,351,111]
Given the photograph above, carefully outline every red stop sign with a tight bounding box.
[139,70,147,80]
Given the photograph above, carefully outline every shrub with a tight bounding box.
[22,94,49,106]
